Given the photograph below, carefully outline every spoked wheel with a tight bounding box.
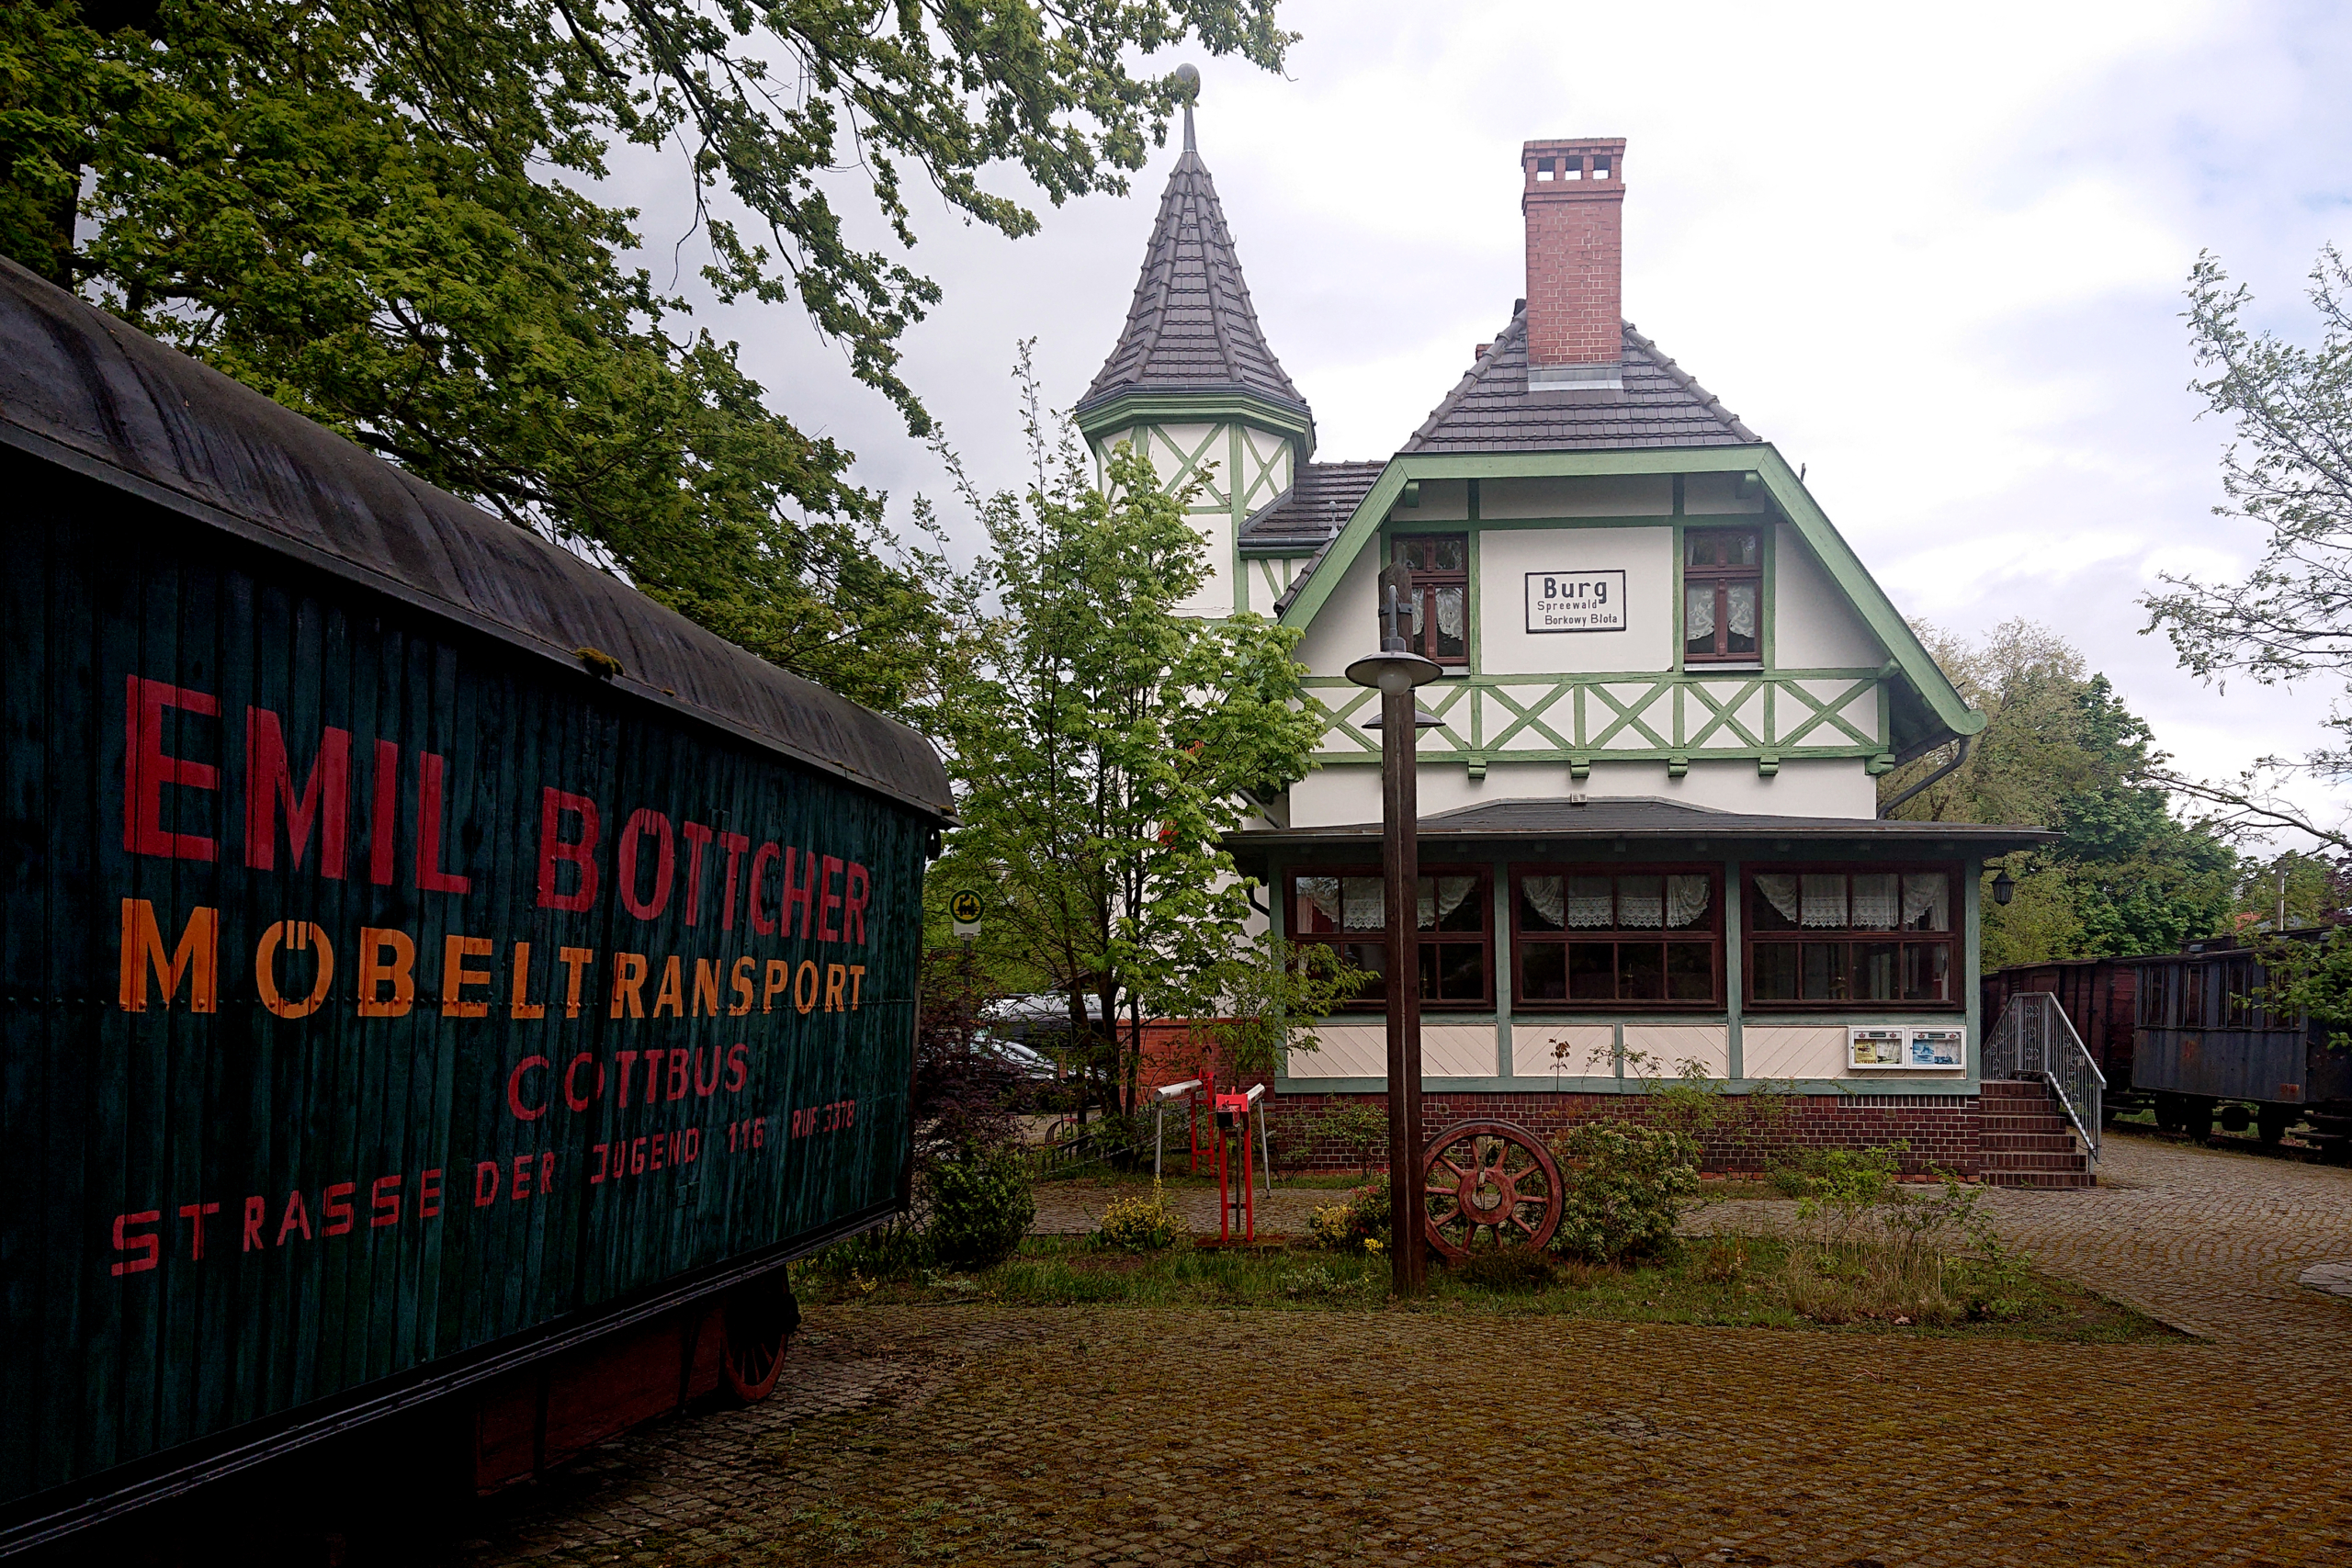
[1421,1120,1563,1261]
[720,1278,800,1404]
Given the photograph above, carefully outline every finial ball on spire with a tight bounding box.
[1173,62,1201,97]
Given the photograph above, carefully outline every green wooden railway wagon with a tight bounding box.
[0,257,953,1551]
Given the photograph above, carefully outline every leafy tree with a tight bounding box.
[933,370,1323,1120]
[2140,247,2352,848]
[1199,939,1368,1080]
[1881,619,2237,965]
[0,0,1291,711]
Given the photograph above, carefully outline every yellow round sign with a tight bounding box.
[948,890,983,924]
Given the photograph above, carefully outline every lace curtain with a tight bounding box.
[1725,581,1758,640]
[1755,873,1850,927]
[1521,874,1566,930]
[1298,875,1341,929]
[1342,876,1384,931]
[1417,874,1478,931]
[1666,874,1712,929]
[1902,872,1949,931]
[1566,875,1614,927]
[1684,584,1714,641]
[1434,586,1465,644]
[1849,872,1899,930]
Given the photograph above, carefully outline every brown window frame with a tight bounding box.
[1510,863,1724,1010]
[1388,534,1470,668]
[1744,863,1962,1010]
[1286,863,1493,1010]
[1682,526,1762,665]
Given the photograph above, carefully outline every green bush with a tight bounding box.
[1306,1179,1393,1254]
[926,1144,1036,1269]
[1548,1122,1701,1264]
[1093,1187,1189,1251]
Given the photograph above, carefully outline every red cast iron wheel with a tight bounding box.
[1421,1120,1562,1262]
[720,1280,798,1404]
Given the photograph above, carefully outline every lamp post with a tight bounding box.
[1344,563,1444,1295]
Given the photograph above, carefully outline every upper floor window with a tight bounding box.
[1290,863,1492,1009]
[1747,868,1956,1008]
[1684,528,1760,664]
[1390,535,1468,667]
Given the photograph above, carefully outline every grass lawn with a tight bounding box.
[801,1234,2174,1345]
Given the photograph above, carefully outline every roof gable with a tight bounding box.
[1076,147,1307,420]
[1406,309,1757,453]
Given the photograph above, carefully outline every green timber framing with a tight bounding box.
[1278,446,1984,766]
[1078,389,1312,614]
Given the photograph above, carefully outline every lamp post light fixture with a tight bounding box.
[1343,563,1444,1297]
[1991,867,2016,907]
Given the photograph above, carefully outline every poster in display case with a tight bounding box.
[1847,1028,1906,1069]
[1906,1028,1966,1068]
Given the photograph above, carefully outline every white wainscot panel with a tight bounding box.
[1741,1025,1848,1080]
[1422,1025,1498,1078]
[1287,1023,1386,1078]
[1623,1024,1730,1079]
[1513,1023,1615,1077]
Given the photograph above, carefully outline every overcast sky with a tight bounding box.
[619,0,2352,836]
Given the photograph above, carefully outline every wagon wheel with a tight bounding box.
[1421,1120,1562,1262]
[720,1278,800,1404]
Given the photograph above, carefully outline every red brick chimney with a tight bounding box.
[1521,137,1626,392]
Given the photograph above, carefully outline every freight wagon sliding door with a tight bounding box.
[0,493,922,1520]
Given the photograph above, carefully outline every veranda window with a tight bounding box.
[1512,866,1722,1007]
[1389,535,1469,667]
[1683,528,1760,664]
[1747,868,1956,1007]
[1288,864,1491,1009]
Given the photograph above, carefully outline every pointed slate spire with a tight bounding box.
[1076,74,1309,423]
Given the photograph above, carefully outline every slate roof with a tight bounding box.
[1077,146,1309,418]
[1227,797,2054,852]
[1237,460,1387,552]
[1404,309,1758,453]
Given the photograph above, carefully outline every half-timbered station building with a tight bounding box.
[1078,117,2075,1182]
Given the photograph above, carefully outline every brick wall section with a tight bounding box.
[1521,138,1626,368]
[1267,1090,1983,1179]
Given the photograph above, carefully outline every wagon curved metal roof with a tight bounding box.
[0,258,952,821]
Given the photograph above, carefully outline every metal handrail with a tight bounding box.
[1984,991,2105,1162]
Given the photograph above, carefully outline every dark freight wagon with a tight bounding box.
[0,258,951,1551]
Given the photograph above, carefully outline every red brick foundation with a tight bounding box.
[1266,1090,1983,1179]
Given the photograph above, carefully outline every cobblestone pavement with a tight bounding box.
[454,1135,2352,1568]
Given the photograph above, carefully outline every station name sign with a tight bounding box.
[1525,570,1627,633]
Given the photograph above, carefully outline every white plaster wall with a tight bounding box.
[1681,472,1772,516]
[1390,479,1470,522]
[1293,545,1382,676]
[1286,756,1875,829]
[1773,524,1885,671]
[1241,426,1293,511]
[1478,525,1674,675]
[1481,474,1674,518]
[1624,1023,1731,1078]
